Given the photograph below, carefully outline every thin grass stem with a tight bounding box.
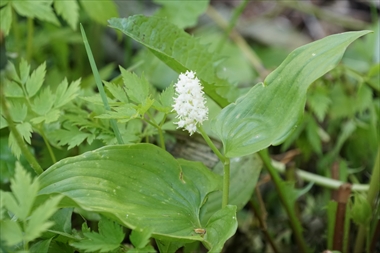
[80,24,124,144]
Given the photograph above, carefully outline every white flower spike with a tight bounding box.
[172,71,208,135]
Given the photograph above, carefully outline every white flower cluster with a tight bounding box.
[172,71,208,135]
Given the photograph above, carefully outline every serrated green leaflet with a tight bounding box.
[71,217,125,252]
[0,220,23,246]
[26,62,46,98]
[38,144,237,250]
[121,67,150,104]
[108,15,238,108]
[3,163,39,221]
[12,0,60,26]
[54,0,79,30]
[24,195,62,242]
[212,31,371,157]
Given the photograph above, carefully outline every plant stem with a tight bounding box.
[250,189,280,253]
[271,159,369,192]
[197,125,225,163]
[222,158,230,208]
[80,24,124,145]
[197,125,230,208]
[39,128,57,164]
[0,90,43,175]
[258,149,311,253]
[157,128,165,150]
[146,112,166,150]
[26,18,34,62]
[354,147,380,252]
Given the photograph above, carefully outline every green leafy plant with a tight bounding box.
[0,163,62,251]
[1,1,378,253]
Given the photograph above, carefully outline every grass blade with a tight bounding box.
[80,24,124,144]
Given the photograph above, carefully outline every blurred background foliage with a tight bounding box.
[0,0,379,252]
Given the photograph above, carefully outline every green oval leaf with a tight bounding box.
[108,15,239,107]
[212,30,371,157]
[38,144,237,250]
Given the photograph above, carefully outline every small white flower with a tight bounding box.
[172,71,208,135]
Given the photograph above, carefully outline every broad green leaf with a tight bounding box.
[24,195,62,242]
[38,144,236,250]
[0,0,9,7]
[12,0,60,26]
[153,0,209,29]
[54,0,79,30]
[108,15,239,108]
[79,0,118,25]
[26,62,46,98]
[200,154,262,223]
[3,163,39,220]
[0,4,12,36]
[0,219,23,246]
[202,205,237,252]
[130,227,153,249]
[212,30,371,157]
[71,217,125,253]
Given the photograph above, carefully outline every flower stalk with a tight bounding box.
[172,71,230,208]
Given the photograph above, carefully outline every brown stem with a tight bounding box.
[250,187,280,253]
[370,219,380,252]
[332,183,351,252]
